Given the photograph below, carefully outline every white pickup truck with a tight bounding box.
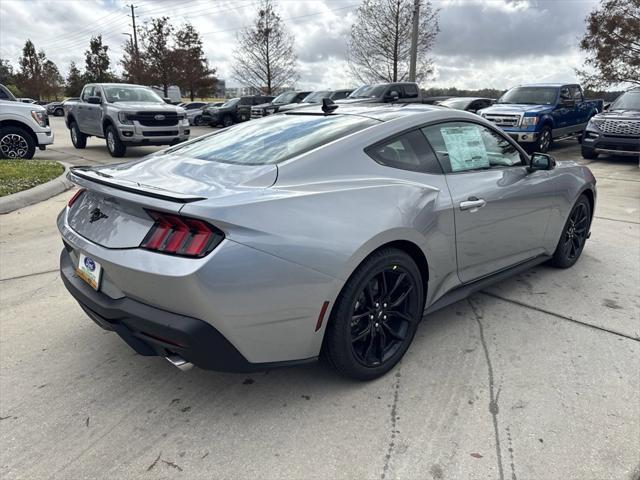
[65,83,189,157]
[0,84,54,159]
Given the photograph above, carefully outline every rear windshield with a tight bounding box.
[169,113,379,165]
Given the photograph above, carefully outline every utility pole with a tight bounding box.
[408,0,420,82]
[126,4,140,83]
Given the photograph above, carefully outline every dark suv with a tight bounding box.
[250,91,312,119]
[203,96,274,127]
[581,88,640,159]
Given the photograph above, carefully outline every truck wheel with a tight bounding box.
[581,146,599,160]
[70,121,87,149]
[0,126,36,159]
[222,115,233,128]
[105,125,126,157]
[54,108,64,117]
[534,126,552,153]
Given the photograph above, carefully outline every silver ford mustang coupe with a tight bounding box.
[58,102,596,380]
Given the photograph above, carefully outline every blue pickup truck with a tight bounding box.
[479,83,603,153]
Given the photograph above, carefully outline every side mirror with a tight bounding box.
[385,90,400,102]
[163,97,173,104]
[603,103,610,111]
[87,96,102,105]
[528,153,556,172]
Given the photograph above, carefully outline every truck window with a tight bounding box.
[571,86,583,102]
[402,84,419,99]
[81,86,94,102]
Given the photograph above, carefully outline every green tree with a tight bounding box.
[576,0,640,88]
[347,0,439,84]
[84,35,113,83]
[174,22,216,100]
[232,0,298,95]
[141,17,177,97]
[0,58,14,85]
[16,40,43,99]
[65,61,84,97]
[42,60,64,99]
[120,37,149,84]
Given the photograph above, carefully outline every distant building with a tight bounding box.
[214,79,226,98]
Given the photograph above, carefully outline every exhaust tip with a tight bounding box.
[165,354,194,371]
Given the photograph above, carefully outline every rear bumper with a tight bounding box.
[60,248,316,372]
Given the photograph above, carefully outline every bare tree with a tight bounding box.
[232,0,298,95]
[347,0,439,84]
[576,0,640,88]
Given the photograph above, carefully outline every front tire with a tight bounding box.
[222,115,233,128]
[194,115,205,126]
[69,121,87,149]
[534,126,553,153]
[0,126,36,159]
[323,248,424,380]
[548,195,591,269]
[105,125,126,157]
[581,145,599,160]
[54,108,64,117]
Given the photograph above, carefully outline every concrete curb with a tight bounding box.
[0,161,73,214]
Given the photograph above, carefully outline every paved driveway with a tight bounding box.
[1,118,639,479]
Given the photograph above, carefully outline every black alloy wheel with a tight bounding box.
[324,248,424,380]
[549,195,591,268]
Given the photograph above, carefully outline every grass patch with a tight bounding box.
[0,160,64,197]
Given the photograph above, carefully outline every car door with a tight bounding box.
[77,86,94,133]
[422,121,553,283]
[553,86,575,132]
[571,86,590,126]
[85,85,104,135]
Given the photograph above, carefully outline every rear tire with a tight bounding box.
[0,126,36,159]
[548,195,591,269]
[69,121,87,149]
[54,108,64,117]
[194,115,205,126]
[105,125,126,157]
[323,248,424,380]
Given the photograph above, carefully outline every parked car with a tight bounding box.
[57,102,596,379]
[181,102,208,125]
[0,84,54,159]
[64,83,189,158]
[16,98,37,104]
[278,89,354,112]
[479,83,603,153]
[250,91,312,118]
[581,87,640,159]
[47,101,65,116]
[338,83,423,104]
[437,97,494,113]
[204,96,273,127]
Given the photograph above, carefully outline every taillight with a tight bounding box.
[68,188,86,207]
[140,210,224,258]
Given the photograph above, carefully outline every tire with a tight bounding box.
[69,121,87,149]
[581,146,599,160]
[54,108,64,117]
[222,115,233,128]
[323,248,425,380]
[0,126,36,159]
[194,115,205,126]
[105,125,126,157]
[548,195,591,269]
[534,126,553,153]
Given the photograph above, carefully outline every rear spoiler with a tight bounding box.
[68,167,206,203]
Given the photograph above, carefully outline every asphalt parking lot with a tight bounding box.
[1,117,639,480]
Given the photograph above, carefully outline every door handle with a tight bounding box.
[460,197,487,212]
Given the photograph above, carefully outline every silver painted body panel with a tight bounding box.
[58,105,596,364]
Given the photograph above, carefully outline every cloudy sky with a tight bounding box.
[0,0,599,90]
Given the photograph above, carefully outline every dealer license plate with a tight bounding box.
[76,253,102,291]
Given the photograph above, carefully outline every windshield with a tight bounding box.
[222,98,239,108]
[498,87,558,105]
[349,84,386,99]
[104,86,164,103]
[168,113,379,165]
[272,92,297,104]
[439,98,471,109]
[610,90,640,110]
[302,91,330,103]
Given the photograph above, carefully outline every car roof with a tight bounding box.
[518,83,575,88]
[286,102,446,121]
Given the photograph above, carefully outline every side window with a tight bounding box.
[559,87,571,100]
[402,84,419,99]
[421,122,523,173]
[366,130,441,174]
[571,86,583,101]
[0,88,10,100]
[81,86,93,101]
[332,91,348,100]
[93,87,102,99]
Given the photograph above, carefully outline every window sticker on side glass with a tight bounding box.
[440,126,489,172]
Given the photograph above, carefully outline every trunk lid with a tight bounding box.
[67,152,277,248]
